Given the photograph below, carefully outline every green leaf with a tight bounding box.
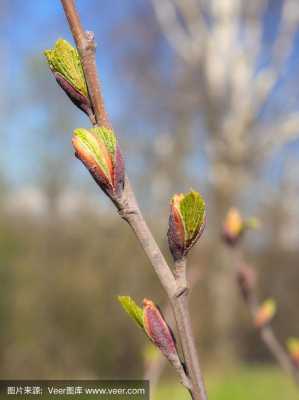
[44,39,87,96]
[73,128,111,180]
[118,296,144,330]
[179,190,205,242]
[92,127,116,158]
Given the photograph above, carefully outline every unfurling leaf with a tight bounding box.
[255,299,276,328]
[72,127,125,201]
[119,296,184,374]
[143,299,181,366]
[118,296,144,330]
[44,39,93,117]
[287,338,299,368]
[167,190,205,260]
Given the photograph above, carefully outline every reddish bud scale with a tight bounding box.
[291,353,299,369]
[143,299,178,362]
[287,339,299,368]
[54,72,93,117]
[168,206,185,260]
[167,192,206,261]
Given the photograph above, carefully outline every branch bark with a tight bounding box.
[232,248,299,387]
[60,1,207,399]
[145,268,203,396]
[61,0,111,129]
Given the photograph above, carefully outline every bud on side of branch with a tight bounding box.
[44,39,93,118]
[254,299,276,328]
[118,297,183,372]
[167,190,206,261]
[222,208,260,246]
[222,208,244,246]
[287,338,299,368]
[236,264,256,301]
[118,296,144,330]
[143,299,181,366]
[73,127,125,201]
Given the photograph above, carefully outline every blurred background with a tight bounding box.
[0,0,299,398]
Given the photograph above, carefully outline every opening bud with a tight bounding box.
[222,208,260,246]
[167,190,206,261]
[254,298,276,328]
[143,299,180,365]
[73,127,125,201]
[118,296,187,384]
[286,338,299,368]
[44,39,94,118]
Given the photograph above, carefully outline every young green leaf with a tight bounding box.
[118,296,144,330]
[44,39,87,96]
[44,39,93,117]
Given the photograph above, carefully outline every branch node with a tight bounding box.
[84,30,96,49]
[175,286,189,298]
[118,206,138,221]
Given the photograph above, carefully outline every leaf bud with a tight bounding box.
[286,338,299,368]
[72,127,125,201]
[254,298,276,328]
[44,39,94,118]
[167,190,206,261]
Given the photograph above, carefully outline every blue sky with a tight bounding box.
[1,0,299,197]
[0,1,145,189]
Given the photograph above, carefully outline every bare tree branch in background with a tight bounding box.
[144,267,203,397]
[152,0,299,172]
[221,208,299,387]
[233,250,299,386]
[152,0,299,362]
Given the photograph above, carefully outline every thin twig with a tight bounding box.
[145,268,203,398]
[175,258,188,296]
[61,0,111,129]
[60,1,207,398]
[232,248,299,386]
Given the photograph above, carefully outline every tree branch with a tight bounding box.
[61,0,111,129]
[152,0,200,64]
[258,113,299,156]
[253,0,299,114]
[145,267,203,396]
[60,1,207,398]
[232,248,299,386]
